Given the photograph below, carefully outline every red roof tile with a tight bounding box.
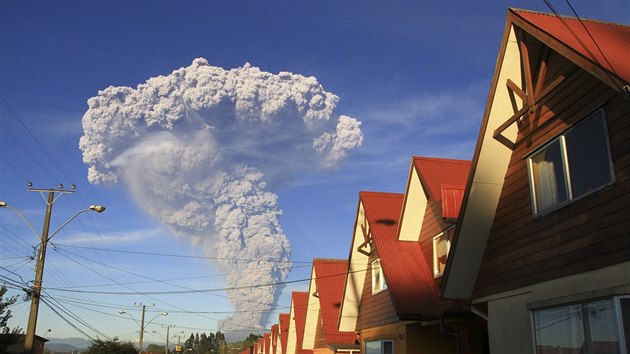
[312,259,357,346]
[279,313,289,354]
[513,9,630,84]
[360,191,463,317]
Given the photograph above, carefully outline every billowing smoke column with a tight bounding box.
[79,58,363,336]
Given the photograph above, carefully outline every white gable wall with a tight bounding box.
[398,164,427,241]
[338,201,370,332]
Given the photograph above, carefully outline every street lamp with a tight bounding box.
[119,304,168,354]
[0,187,105,354]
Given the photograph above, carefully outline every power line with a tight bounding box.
[44,266,366,296]
[0,94,75,185]
[53,243,305,264]
[41,297,98,341]
[563,0,621,80]
[50,246,295,313]
[540,0,625,92]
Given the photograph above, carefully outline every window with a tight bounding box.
[365,340,394,354]
[433,227,455,277]
[527,109,614,215]
[371,259,387,294]
[531,297,629,354]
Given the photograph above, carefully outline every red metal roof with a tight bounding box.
[512,9,630,84]
[441,184,466,220]
[360,191,463,317]
[292,292,313,354]
[258,338,264,354]
[412,157,470,221]
[279,313,289,354]
[312,259,356,346]
[264,333,270,354]
[412,157,471,202]
[271,324,279,354]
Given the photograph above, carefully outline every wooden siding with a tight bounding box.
[418,198,455,288]
[313,310,326,350]
[356,249,398,330]
[473,50,630,298]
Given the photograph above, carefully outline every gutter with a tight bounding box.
[470,304,489,321]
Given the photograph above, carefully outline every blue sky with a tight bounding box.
[1,0,628,344]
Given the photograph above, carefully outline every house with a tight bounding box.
[263,333,271,354]
[442,8,630,354]
[338,187,484,354]
[271,324,279,354]
[286,292,313,354]
[302,259,359,354]
[279,313,290,354]
[5,334,48,354]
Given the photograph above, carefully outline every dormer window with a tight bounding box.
[526,108,614,216]
[433,226,455,277]
[371,258,387,294]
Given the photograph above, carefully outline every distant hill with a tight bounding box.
[45,337,91,353]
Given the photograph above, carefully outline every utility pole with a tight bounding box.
[139,304,146,354]
[24,190,54,353]
[165,325,170,354]
[0,185,105,354]
[119,304,167,354]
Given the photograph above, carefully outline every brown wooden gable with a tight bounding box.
[418,197,457,287]
[494,29,580,151]
[355,247,398,331]
[442,8,630,301]
[473,58,630,299]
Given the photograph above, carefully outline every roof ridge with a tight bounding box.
[313,258,347,263]
[412,156,472,164]
[510,7,630,30]
[359,190,404,197]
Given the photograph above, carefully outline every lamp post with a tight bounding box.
[0,185,105,354]
[153,325,176,354]
[172,331,185,353]
[120,304,168,354]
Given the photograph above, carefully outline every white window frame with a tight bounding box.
[526,108,615,216]
[365,339,394,354]
[371,258,387,294]
[432,226,455,278]
[530,296,629,354]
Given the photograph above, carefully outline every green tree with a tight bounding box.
[83,338,136,354]
[0,285,22,352]
[146,343,165,353]
[184,333,195,350]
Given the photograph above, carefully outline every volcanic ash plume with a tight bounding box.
[79,58,363,336]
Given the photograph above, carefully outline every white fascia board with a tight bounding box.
[338,201,369,332]
[444,24,522,299]
[302,267,319,350]
[286,298,298,354]
[398,163,427,241]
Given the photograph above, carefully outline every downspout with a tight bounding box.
[440,317,461,354]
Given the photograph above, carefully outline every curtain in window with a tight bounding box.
[535,159,559,212]
[531,141,567,213]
